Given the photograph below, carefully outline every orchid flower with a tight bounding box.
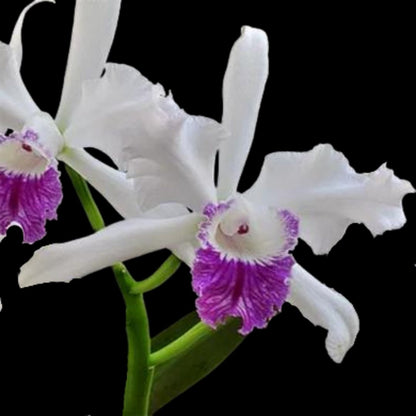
[19,27,414,363]
[0,0,137,243]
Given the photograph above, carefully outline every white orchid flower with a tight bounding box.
[19,27,414,363]
[0,0,137,242]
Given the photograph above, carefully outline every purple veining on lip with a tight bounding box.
[2,129,40,144]
[193,249,295,335]
[279,209,299,251]
[0,131,62,243]
[197,201,231,243]
[192,201,299,335]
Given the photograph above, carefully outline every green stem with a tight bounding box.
[66,166,153,416]
[150,322,213,367]
[65,165,104,232]
[113,263,153,416]
[130,255,181,294]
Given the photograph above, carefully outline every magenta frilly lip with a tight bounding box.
[192,200,299,335]
[0,129,62,243]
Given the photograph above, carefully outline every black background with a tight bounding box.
[0,1,414,415]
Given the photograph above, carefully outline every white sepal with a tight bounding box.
[0,43,40,133]
[288,263,359,363]
[142,203,198,265]
[9,0,55,68]
[59,147,140,219]
[217,26,269,200]
[55,0,121,129]
[19,213,202,287]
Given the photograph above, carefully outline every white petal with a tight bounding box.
[59,147,141,219]
[61,145,200,263]
[288,263,359,363]
[0,43,40,132]
[64,64,226,212]
[55,0,121,130]
[62,64,153,167]
[9,0,55,68]
[61,146,199,264]
[19,213,201,287]
[24,112,64,157]
[217,26,269,200]
[245,144,414,254]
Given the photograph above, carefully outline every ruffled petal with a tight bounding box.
[9,0,55,68]
[217,26,269,200]
[245,144,414,254]
[62,64,151,167]
[60,147,140,219]
[55,0,121,129]
[19,213,201,287]
[0,43,40,133]
[64,64,226,212]
[287,263,359,363]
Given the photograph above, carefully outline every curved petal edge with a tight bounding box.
[55,0,121,129]
[245,144,415,254]
[287,263,359,363]
[217,26,269,200]
[64,63,227,211]
[19,213,201,287]
[10,0,56,68]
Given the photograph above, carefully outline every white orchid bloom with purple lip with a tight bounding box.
[19,27,413,363]
[0,0,138,243]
